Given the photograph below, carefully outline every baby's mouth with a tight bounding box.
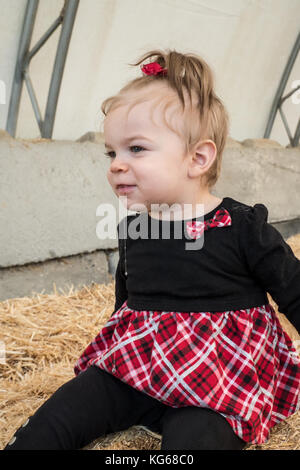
[116,184,137,194]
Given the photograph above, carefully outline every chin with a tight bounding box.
[118,197,147,213]
[127,202,149,213]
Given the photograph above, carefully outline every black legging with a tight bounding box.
[3,366,245,450]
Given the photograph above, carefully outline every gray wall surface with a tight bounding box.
[0,130,299,301]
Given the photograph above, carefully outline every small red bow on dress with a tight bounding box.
[141,61,168,76]
[186,208,231,239]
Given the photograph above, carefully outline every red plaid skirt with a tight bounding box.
[74,301,300,444]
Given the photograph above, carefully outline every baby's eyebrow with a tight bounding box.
[104,135,153,148]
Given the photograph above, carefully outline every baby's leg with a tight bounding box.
[3,366,166,450]
[161,406,246,450]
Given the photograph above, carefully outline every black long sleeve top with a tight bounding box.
[113,196,300,334]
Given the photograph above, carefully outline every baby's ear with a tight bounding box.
[194,153,206,166]
[187,140,217,178]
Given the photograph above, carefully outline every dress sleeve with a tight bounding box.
[112,219,128,314]
[239,203,300,334]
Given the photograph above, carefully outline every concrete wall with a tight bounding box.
[1,129,299,265]
[0,0,299,146]
[0,130,299,300]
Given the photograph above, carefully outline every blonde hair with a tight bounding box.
[101,48,229,189]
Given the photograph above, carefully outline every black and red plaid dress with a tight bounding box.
[74,199,300,445]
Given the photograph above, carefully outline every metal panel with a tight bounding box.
[264,31,300,147]
[6,0,79,138]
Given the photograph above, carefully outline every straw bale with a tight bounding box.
[1,235,300,450]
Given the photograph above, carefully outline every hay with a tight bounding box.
[1,235,300,450]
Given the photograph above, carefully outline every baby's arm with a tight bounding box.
[239,203,300,335]
[112,219,128,315]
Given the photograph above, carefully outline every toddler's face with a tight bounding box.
[104,87,190,213]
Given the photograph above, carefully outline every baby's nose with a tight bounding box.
[110,156,129,172]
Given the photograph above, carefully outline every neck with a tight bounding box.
[149,188,222,221]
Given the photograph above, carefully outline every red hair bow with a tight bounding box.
[141,61,168,76]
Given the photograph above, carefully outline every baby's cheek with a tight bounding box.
[106,170,113,185]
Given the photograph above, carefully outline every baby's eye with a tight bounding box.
[104,151,115,159]
[104,146,145,159]
[130,145,145,153]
